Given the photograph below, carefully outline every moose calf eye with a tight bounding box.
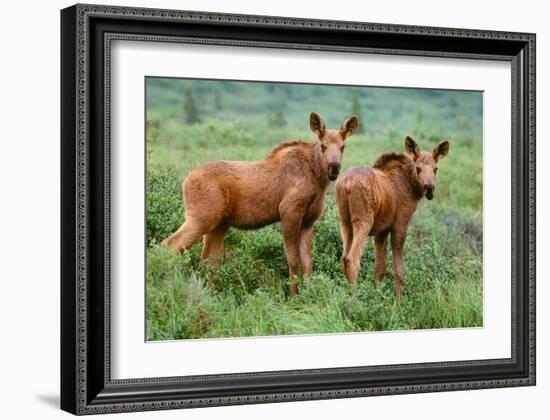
[321,144,327,152]
[434,167,438,175]
[416,167,421,175]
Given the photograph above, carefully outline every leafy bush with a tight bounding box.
[146,165,184,245]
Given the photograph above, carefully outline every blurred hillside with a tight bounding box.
[146,77,482,139]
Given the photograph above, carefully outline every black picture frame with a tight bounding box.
[60,3,536,415]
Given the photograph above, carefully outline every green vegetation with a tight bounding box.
[145,78,483,341]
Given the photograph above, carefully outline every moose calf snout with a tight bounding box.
[424,184,435,200]
[328,162,341,180]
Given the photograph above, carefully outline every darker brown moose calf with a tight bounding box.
[163,112,359,296]
[335,136,449,296]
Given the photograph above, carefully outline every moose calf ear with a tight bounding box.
[340,115,359,139]
[310,112,326,137]
[405,136,420,160]
[432,140,450,162]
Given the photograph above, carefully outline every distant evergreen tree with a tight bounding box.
[351,90,363,133]
[183,87,201,125]
[269,96,287,128]
[447,94,459,108]
[282,84,292,99]
[214,90,222,112]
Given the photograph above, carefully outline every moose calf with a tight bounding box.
[335,136,449,296]
[163,112,359,296]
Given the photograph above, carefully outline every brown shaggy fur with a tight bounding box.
[335,136,449,296]
[162,112,359,296]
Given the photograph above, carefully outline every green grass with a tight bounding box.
[145,117,483,341]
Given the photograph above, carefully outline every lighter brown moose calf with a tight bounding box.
[162,112,359,296]
[335,136,449,297]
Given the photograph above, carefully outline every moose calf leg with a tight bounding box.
[201,224,229,265]
[280,211,304,297]
[200,224,229,288]
[374,232,388,287]
[391,232,406,297]
[162,219,205,253]
[343,221,370,284]
[299,224,315,275]
[339,219,353,260]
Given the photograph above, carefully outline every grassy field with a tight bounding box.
[145,79,483,341]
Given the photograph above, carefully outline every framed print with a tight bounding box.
[60,4,536,415]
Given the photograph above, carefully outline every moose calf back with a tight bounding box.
[335,167,397,235]
[183,159,285,230]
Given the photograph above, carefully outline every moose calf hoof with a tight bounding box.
[342,257,358,284]
[394,287,403,299]
[289,284,298,298]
